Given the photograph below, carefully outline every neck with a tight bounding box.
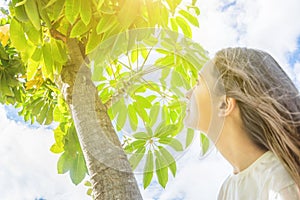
[216,118,267,173]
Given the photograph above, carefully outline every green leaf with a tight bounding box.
[159,137,183,151]
[155,150,168,188]
[146,1,160,26]
[70,152,87,185]
[42,43,54,79]
[32,100,44,116]
[10,18,27,51]
[31,46,42,62]
[51,40,68,65]
[87,188,92,196]
[162,105,170,124]
[84,181,92,187]
[149,102,160,126]
[116,105,127,131]
[53,104,64,122]
[26,60,39,80]
[134,95,152,108]
[170,17,178,32]
[36,103,49,124]
[143,151,154,189]
[131,49,138,63]
[110,98,124,120]
[117,0,139,29]
[49,0,65,20]
[176,16,192,38]
[24,21,41,45]
[14,3,29,22]
[133,102,149,123]
[201,133,210,154]
[57,152,72,174]
[97,0,105,10]
[50,143,64,153]
[124,140,146,154]
[171,69,182,88]
[154,123,177,138]
[128,104,138,131]
[133,132,149,140]
[166,0,182,13]
[186,128,194,148]
[158,146,177,177]
[179,10,199,27]
[80,0,92,25]
[24,0,41,30]
[86,28,103,54]
[96,15,118,34]
[70,20,91,38]
[43,0,58,9]
[129,146,146,171]
[44,105,54,125]
[65,0,80,24]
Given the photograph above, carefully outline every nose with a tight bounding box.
[185,88,193,100]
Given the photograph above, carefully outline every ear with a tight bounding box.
[218,96,236,117]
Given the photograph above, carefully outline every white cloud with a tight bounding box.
[0,105,89,200]
[193,0,300,81]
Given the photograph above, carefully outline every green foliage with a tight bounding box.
[57,123,88,185]
[4,0,209,191]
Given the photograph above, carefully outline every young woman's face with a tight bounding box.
[184,73,212,133]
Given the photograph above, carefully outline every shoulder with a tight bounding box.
[218,151,296,199]
[261,151,295,192]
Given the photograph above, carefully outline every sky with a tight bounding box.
[1,0,300,200]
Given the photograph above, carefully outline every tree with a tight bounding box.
[0,0,208,199]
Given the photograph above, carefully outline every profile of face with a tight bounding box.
[184,70,212,133]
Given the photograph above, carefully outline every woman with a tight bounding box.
[184,47,300,199]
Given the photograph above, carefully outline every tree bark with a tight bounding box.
[57,39,143,200]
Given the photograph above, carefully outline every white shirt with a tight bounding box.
[218,151,300,200]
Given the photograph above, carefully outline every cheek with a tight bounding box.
[196,90,212,132]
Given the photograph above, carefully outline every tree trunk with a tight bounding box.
[57,39,143,200]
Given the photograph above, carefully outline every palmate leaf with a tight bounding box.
[176,16,192,38]
[65,0,80,24]
[178,10,199,27]
[129,146,146,171]
[57,151,73,174]
[10,18,27,51]
[149,102,160,126]
[158,146,177,177]
[70,152,87,185]
[159,137,183,151]
[116,105,127,131]
[143,150,154,189]
[80,0,92,25]
[128,104,138,131]
[201,133,210,155]
[24,0,40,30]
[186,128,195,148]
[124,140,146,154]
[155,150,168,188]
[132,132,149,140]
[70,20,92,38]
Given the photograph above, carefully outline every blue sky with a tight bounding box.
[1,0,300,199]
